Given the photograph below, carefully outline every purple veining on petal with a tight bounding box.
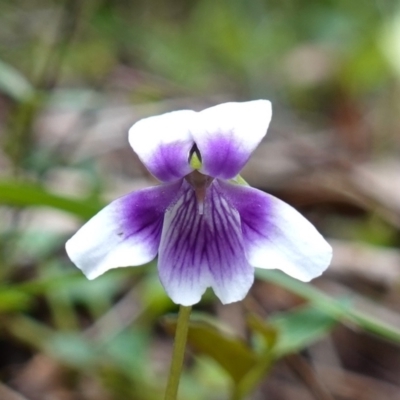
[158,180,253,305]
[217,180,276,248]
[198,133,250,180]
[146,142,193,182]
[118,180,184,252]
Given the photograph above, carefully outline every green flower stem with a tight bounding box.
[164,305,192,400]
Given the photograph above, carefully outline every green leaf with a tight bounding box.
[164,315,258,383]
[104,329,150,375]
[247,314,278,351]
[256,270,400,343]
[0,180,102,219]
[46,333,98,368]
[0,59,34,102]
[5,315,54,349]
[269,306,337,357]
[232,308,335,400]
[0,287,33,312]
[15,271,83,294]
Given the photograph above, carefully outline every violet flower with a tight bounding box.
[66,100,332,306]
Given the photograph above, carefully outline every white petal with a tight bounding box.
[192,100,272,179]
[218,181,332,281]
[128,110,196,182]
[66,182,182,279]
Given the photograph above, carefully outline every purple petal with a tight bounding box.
[66,181,183,279]
[192,100,272,179]
[158,180,254,305]
[219,181,332,281]
[129,110,195,182]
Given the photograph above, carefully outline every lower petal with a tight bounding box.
[158,181,253,306]
[66,181,182,279]
[219,181,332,281]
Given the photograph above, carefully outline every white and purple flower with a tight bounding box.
[66,100,332,306]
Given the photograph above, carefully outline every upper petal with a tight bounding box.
[219,181,332,281]
[158,180,254,306]
[192,100,272,179]
[65,181,182,279]
[128,110,196,182]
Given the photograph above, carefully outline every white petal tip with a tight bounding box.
[283,239,333,282]
[167,291,204,306]
[84,270,103,280]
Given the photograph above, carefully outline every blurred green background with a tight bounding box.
[1,1,400,399]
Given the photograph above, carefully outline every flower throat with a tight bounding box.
[186,145,213,215]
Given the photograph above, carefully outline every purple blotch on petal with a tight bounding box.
[218,180,332,281]
[119,179,184,247]
[199,133,250,179]
[146,143,193,182]
[65,180,185,280]
[217,180,276,244]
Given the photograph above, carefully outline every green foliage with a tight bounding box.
[0,287,33,312]
[0,59,34,102]
[164,305,337,399]
[257,270,400,343]
[1,0,399,399]
[164,315,259,383]
[0,180,102,219]
[268,306,336,357]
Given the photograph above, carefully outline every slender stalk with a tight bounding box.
[164,305,192,400]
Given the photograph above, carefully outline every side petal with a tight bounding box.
[128,110,196,182]
[66,181,182,279]
[192,100,272,179]
[219,181,332,281]
[158,181,254,306]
